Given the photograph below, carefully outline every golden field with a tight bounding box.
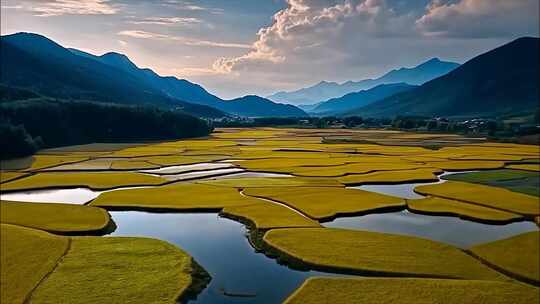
[1,127,539,303]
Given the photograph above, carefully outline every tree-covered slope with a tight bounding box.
[0,33,224,118]
[0,93,212,159]
[68,46,306,117]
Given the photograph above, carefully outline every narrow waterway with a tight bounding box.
[109,212,340,304]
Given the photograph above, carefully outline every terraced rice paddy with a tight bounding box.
[1,128,539,303]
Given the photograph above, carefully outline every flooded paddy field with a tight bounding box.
[1,128,539,303]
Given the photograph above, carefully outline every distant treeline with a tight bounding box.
[214,114,540,140]
[214,116,379,128]
[214,117,301,127]
[0,98,213,159]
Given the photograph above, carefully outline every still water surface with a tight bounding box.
[324,210,538,248]
[0,188,102,204]
[109,212,339,304]
[3,169,538,303]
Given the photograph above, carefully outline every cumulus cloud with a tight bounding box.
[117,30,251,49]
[212,0,413,74]
[29,0,118,17]
[416,0,539,38]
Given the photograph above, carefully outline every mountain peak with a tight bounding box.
[314,80,340,88]
[415,57,446,68]
[2,32,73,59]
[267,57,460,105]
[99,51,139,72]
[101,51,129,60]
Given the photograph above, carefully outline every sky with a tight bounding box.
[1,0,539,99]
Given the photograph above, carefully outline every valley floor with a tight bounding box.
[1,128,539,303]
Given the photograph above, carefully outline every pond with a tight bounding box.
[109,212,340,304]
[156,168,246,181]
[0,187,102,204]
[324,210,538,248]
[350,171,471,199]
[141,163,236,175]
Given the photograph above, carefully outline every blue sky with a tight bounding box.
[2,0,538,98]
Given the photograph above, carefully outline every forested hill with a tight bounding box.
[0,33,225,118]
[0,86,213,159]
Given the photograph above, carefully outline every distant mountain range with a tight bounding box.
[0,32,306,118]
[267,58,460,105]
[2,33,537,121]
[68,48,306,117]
[346,37,539,118]
[309,83,417,116]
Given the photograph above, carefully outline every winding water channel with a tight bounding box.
[1,167,538,303]
[109,212,340,304]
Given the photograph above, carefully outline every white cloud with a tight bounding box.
[29,0,118,17]
[117,30,251,49]
[128,16,202,26]
[171,67,222,76]
[196,0,539,97]
[212,0,414,74]
[416,0,539,38]
[1,5,23,9]
[118,30,166,39]
[162,0,224,14]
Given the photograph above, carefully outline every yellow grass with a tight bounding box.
[212,129,288,139]
[470,231,540,284]
[31,236,201,304]
[284,277,539,304]
[1,201,112,234]
[238,158,350,170]
[1,224,69,304]
[291,162,430,177]
[415,181,540,216]
[109,160,160,170]
[198,177,343,188]
[42,158,117,170]
[337,168,441,185]
[90,183,262,210]
[453,154,525,161]
[264,228,505,280]
[141,155,223,166]
[222,201,321,229]
[233,150,342,160]
[506,164,540,172]
[407,196,523,223]
[1,171,167,191]
[425,160,506,171]
[108,145,182,158]
[25,155,89,171]
[0,171,29,183]
[244,187,404,220]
